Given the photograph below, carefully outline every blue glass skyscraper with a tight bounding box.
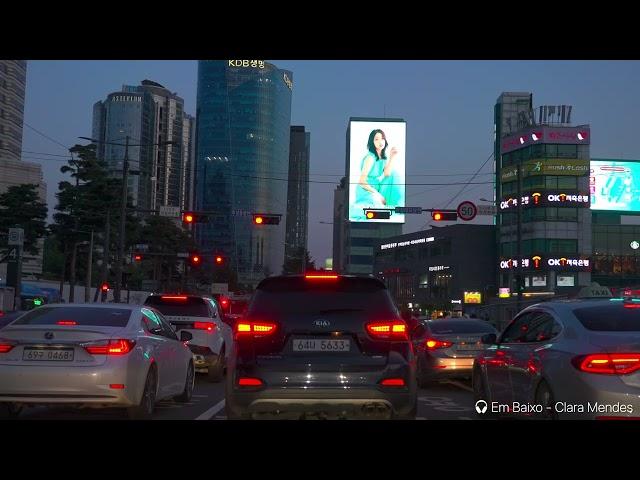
[196,60,293,287]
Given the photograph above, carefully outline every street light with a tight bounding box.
[79,136,177,303]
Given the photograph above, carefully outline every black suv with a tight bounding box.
[225,274,417,419]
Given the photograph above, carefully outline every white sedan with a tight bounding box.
[0,304,195,419]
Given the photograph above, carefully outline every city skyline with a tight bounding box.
[21,60,640,265]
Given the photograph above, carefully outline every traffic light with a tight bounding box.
[431,211,457,221]
[253,214,280,225]
[182,212,200,225]
[133,253,143,262]
[188,252,202,267]
[214,255,224,266]
[364,209,391,220]
[100,282,110,293]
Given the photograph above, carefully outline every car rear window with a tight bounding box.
[250,276,397,316]
[144,296,209,317]
[574,304,640,331]
[428,320,497,334]
[12,307,132,327]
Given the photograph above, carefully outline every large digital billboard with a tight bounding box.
[590,160,640,212]
[348,119,406,223]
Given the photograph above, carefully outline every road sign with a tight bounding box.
[477,204,497,216]
[457,201,477,221]
[159,206,181,218]
[8,228,24,246]
[394,206,423,214]
[6,247,18,261]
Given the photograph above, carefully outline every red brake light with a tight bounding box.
[84,339,136,355]
[624,303,640,309]
[238,377,263,386]
[305,274,339,280]
[380,378,406,387]
[194,322,216,332]
[235,321,277,337]
[56,320,77,326]
[366,321,408,340]
[109,384,126,389]
[425,338,453,350]
[573,353,640,375]
[161,295,188,301]
[0,341,15,353]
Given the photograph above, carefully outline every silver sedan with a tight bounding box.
[473,299,640,419]
[0,304,195,419]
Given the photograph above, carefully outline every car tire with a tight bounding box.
[0,402,22,419]
[175,362,195,403]
[128,367,157,420]
[207,347,225,383]
[534,381,557,420]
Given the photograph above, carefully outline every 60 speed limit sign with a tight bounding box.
[457,201,477,221]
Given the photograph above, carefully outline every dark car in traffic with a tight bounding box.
[225,273,417,420]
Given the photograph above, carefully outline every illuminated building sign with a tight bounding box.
[464,292,482,304]
[451,299,462,304]
[429,265,450,272]
[499,288,510,298]
[590,160,640,212]
[228,60,266,69]
[501,159,589,182]
[283,72,293,90]
[501,126,590,154]
[380,237,434,250]
[500,192,590,210]
[111,95,142,102]
[500,256,590,270]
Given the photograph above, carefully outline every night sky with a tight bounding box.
[22,60,640,265]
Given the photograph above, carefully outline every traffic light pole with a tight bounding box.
[114,136,129,303]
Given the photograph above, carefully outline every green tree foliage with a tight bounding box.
[0,184,48,255]
[282,247,315,275]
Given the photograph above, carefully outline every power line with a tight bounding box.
[22,122,71,151]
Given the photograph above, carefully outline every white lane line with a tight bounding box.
[445,380,474,393]
[195,399,226,420]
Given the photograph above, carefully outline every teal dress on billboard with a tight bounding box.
[355,152,403,208]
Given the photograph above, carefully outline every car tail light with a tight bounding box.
[366,321,408,340]
[84,339,136,355]
[235,321,277,337]
[572,353,640,375]
[56,320,77,326]
[193,322,216,332]
[305,274,338,280]
[109,384,125,389]
[238,377,263,386]
[380,378,406,387]
[0,341,15,353]
[425,338,453,350]
[161,295,188,301]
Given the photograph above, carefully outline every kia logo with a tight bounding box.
[314,320,330,327]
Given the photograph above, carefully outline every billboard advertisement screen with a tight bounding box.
[348,120,406,222]
[591,160,640,212]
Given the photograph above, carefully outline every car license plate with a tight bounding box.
[456,343,481,351]
[23,348,74,361]
[293,339,350,352]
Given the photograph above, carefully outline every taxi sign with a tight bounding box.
[577,282,612,299]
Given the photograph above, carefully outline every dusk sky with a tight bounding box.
[22,60,640,265]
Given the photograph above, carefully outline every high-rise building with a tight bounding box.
[284,126,310,272]
[195,60,293,287]
[92,80,193,212]
[332,177,348,272]
[495,93,591,305]
[0,61,27,163]
[182,113,196,212]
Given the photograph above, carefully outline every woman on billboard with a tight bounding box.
[355,129,402,209]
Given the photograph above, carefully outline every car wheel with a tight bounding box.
[207,347,225,383]
[0,402,22,419]
[534,381,557,420]
[128,368,157,420]
[175,362,194,403]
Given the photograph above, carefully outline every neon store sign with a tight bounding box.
[500,192,589,210]
[500,256,590,269]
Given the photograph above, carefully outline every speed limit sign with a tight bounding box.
[457,201,477,221]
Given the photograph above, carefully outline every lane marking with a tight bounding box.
[195,399,226,420]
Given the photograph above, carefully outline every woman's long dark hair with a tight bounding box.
[367,129,387,160]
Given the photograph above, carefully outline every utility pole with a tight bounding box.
[114,136,130,303]
[85,230,94,302]
[94,210,110,302]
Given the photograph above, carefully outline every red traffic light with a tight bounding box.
[100,282,110,293]
[253,214,280,225]
[182,212,195,224]
[189,253,201,266]
[364,209,391,220]
[133,253,143,262]
[215,255,224,265]
[431,211,457,221]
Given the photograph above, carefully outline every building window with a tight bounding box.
[557,274,576,287]
[350,255,373,265]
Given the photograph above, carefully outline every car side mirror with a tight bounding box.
[180,331,193,342]
[481,333,497,345]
